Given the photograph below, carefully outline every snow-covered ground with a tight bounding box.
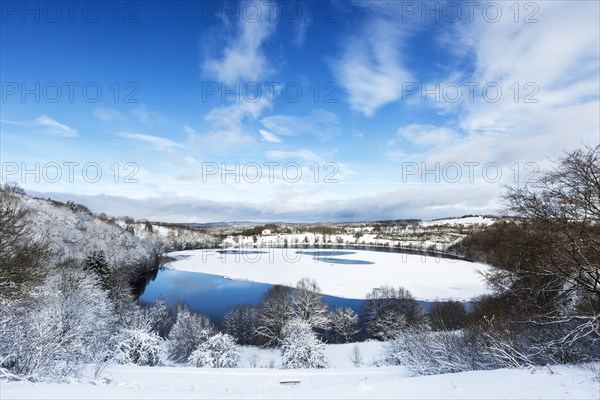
[3,342,598,400]
[421,216,496,227]
[164,248,490,301]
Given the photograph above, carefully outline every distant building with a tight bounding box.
[262,229,272,235]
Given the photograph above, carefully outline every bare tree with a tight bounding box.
[502,145,599,351]
[429,301,467,331]
[452,146,600,361]
[504,145,599,297]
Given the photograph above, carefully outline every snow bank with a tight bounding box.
[3,363,597,399]
[3,340,597,399]
[165,249,490,301]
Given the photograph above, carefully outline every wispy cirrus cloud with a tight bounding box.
[116,132,183,152]
[132,105,166,124]
[401,2,600,169]
[1,115,78,137]
[333,18,412,117]
[260,109,341,140]
[259,129,281,143]
[199,2,280,149]
[398,124,459,148]
[202,1,278,84]
[93,108,127,122]
[199,98,271,148]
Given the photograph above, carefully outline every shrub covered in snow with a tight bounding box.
[188,333,240,368]
[384,325,535,375]
[114,328,163,366]
[1,266,116,379]
[280,319,328,369]
[384,328,475,375]
[167,305,215,362]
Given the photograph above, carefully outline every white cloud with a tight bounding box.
[291,17,309,46]
[333,18,412,117]
[198,98,271,148]
[199,1,281,150]
[93,108,126,121]
[132,105,166,124]
[202,1,277,84]
[398,124,459,148]
[1,115,78,137]
[260,109,340,139]
[31,181,501,223]
[117,132,183,151]
[259,129,281,143]
[396,2,600,174]
[457,4,598,135]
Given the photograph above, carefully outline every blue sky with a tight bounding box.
[1,0,599,222]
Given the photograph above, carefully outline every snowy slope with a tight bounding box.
[3,363,597,399]
[3,341,598,399]
[165,249,490,300]
[20,195,156,267]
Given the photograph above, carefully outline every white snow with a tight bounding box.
[421,216,495,227]
[3,343,598,400]
[164,249,490,301]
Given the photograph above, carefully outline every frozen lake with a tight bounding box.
[139,247,488,325]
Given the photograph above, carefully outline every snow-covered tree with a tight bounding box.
[280,319,328,369]
[0,189,50,301]
[167,305,215,362]
[256,285,294,347]
[330,307,361,343]
[292,278,330,332]
[84,250,110,289]
[147,299,172,338]
[224,305,258,345]
[362,286,428,340]
[188,333,240,368]
[114,328,163,366]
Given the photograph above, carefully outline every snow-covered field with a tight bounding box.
[420,216,496,227]
[164,248,490,301]
[3,342,598,399]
